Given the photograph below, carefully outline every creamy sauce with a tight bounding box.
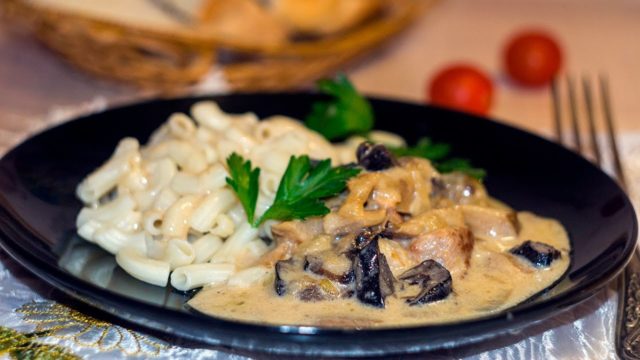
[189,212,570,328]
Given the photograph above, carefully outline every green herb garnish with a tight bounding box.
[388,137,451,161]
[256,155,361,226]
[306,75,486,179]
[225,153,260,224]
[435,158,487,180]
[389,137,486,180]
[305,73,374,141]
[226,153,361,227]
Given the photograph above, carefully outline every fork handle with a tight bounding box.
[616,247,640,359]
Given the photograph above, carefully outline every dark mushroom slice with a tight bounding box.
[399,260,452,306]
[353,237,396,308]
[275,257,345,301]
[510,240,561,267]
[274,258,298,296]
[354,222,393,249]
[378,253,395,298]
[304,252,354,284]
[356,142,396,171]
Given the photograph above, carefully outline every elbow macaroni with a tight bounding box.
[75,101,381,290]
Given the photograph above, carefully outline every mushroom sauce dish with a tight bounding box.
[72,77,571,329]
[189,147,570,327]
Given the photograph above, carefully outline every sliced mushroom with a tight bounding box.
[274,258,346,301]
[275,258,296,296]
[353,236,396,308]
[356,142,396,171]
[399,260,452,306]
[510,240,561,267]
[271,218,324,245]
[460,205,519,239]
[304,252,354,284]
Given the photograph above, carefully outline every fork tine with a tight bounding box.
[600,75,627,190]
[567,75,582,152]
[551,78,564,144]
[582,76,602,166]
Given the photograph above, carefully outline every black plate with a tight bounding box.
[0,94,636,357]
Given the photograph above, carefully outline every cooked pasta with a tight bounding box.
[75,101,365,290]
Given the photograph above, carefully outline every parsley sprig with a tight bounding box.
[225,153,360,227]
[389,137,486,180]
[225,153,260,224]
[305,74,374,141]
[306,74,487,179]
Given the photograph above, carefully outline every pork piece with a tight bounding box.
[378,238,414,274]
[323,172,387,235]
[261,219,325,266]
[260,241,295,268]
[393,157,435,215]
[431,173,487,207]
[356,142,396,171]
[460,205,519,240]
[396,208,466,238]
[408,227,474,276]
[271,218,324,245]
[398,260,452,305]
[510,240,561,267]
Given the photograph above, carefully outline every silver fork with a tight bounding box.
[552,75,638,359]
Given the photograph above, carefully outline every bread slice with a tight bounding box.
[28,0,289,48]
[265,0,384,35]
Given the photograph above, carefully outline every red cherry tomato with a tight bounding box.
[428,64,493,115]
[504,31,563,86]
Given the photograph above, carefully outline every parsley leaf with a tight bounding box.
[389,137,451,161]
[255,155,361,226]
[389,137,486,180]
[305,73,374,141]
[225,153,260,224]
[435,158,487,180]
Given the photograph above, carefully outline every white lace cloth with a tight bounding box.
[0,99,638,360]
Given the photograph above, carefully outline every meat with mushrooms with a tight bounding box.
[272,218,324,245]
[431,172,488,207]
[460,205,519,240]
[396,207,466,238]
[274,257,349,301]
[304,252,354,284]
[398,260,452,305]
[408,227,474,277]
[260,218,324,266]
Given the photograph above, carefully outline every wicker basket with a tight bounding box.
[1,0,438,91]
